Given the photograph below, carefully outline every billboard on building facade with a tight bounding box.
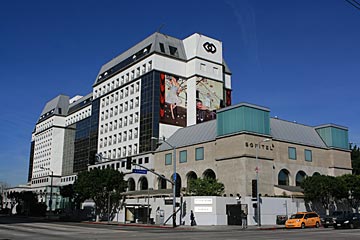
[159,73,187,127]
[196,77,224,123]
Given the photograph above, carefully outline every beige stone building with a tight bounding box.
[153,103,351,198]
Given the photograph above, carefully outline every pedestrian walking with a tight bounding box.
[241,210,247,229]
[190,210,196,226]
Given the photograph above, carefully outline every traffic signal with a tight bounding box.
[89,152,96,165]
[252,179,257,198]
[126,157,132,170]
[89,151,100,165]
[95,153,102,163]
[175,185,181,197]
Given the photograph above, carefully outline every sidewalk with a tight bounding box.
[86,221,286,231]
[187,224,286,231]
[0,215,286,231]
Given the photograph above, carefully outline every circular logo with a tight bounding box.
[203,42,217,54]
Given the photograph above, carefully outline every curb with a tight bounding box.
[84,221,285,231]
[259,227,286,230]
[84,221,192,230]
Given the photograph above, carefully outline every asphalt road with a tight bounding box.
[1,216,360,240]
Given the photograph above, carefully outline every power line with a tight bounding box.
[345,0,360,11]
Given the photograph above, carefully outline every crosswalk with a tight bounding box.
[0,222,127,239]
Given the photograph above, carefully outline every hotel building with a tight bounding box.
[15,32,350,223]
[26,32,232,204]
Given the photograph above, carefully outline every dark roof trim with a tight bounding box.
[215,130,271,140]
[315,124,348,131]
[328,166,352,170]
[215,154,274,161]
[274,185,304,193]
[271,137,329,150]
[217,102,270,113]
[156,139,215,153]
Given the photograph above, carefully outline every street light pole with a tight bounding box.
[147,187,153,224]
[151,136,176,228]
[108,190,110,224]
[256,138,270,227]
[50,170,53,214]
[172,144,176,228]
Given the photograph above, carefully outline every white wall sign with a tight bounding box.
[194,206,213,213]
[194,198,213,205]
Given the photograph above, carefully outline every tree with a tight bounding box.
[18,191,38,215]
[187,178,225,196]
[338,174,360,212]
[0,181,9,210]
[60,184,75,199]
[73,168,127,222]
[351,144,360,175]
[60,184,78,210]
[7,191,20,214]
[301,175,344,215]
[6,191,46,216]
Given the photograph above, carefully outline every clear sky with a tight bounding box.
[1,0,359,187]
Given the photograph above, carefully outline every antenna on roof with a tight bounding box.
[157,24,165,33]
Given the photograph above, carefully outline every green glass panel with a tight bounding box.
[304,149,312,162]
[165,153,172,165]
[331,127,349,149]
[217,105,270,136]
[288,147,297,160]
[316,127,349,150]
[179,150,187,163]
[195,147,204,161]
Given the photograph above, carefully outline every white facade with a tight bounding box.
[31,94,92,187]
[97,79,141,159]
[114,196,306,226]
[32,116,65,179]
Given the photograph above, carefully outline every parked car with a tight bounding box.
[333,213,360,229]
[322,211,351,228]
[285,212,321,229]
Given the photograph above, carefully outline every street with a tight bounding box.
[1,217,360,239]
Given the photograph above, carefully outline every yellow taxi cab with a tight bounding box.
[285,212,321,229]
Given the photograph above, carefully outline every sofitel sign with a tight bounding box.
[203,42,216,54]
[245,142,274,151]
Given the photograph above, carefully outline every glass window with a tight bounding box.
[288,147,297,160]
[159,43,165,53]
[179,150,187,163]
[195,147,204,161]
[278,169,290,185]
[296,171,307,186]
[165,153,172,165]
[305,149,312,162]
[169,46,178,56]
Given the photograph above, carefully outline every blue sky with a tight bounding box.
[1,0,359,187]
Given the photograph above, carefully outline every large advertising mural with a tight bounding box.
[196,77,224,123]
[159,73,187,127]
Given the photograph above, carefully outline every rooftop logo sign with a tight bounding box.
[203,42,216,54]
[245,141,274,151]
